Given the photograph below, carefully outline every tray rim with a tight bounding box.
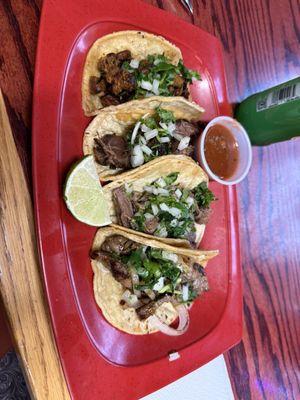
[32,0,242,398]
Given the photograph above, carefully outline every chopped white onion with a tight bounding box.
[157,188,169,196]
[153,277,165,291]
[167,122,176,133]
[173,133,184,141]
[144,185,154,193]
[159,203,181,218]
[159,203,169,212]
[124,182,133,194]
[131,272,139,285]
[148,304,189,336]
[162,251,178,263]
[156,225,168,237]
[178,136,191,151]
[122,290,141,308]
[144,213,154,220]
[159,136,170,143]
[144,186,158,195]
[131,121,141,144]
[130,59,140,68]
[145,129,158,141]
[151,204,159,215]
[175,189,182,199]
[186,196,194,208]
[182,284,189,301]
[131,145,144,167]
[140,80,153,91]
[159,122,168,130]
[141,144,153,156]
[169,207,182,218]
[152,79,160,95]
[156,177,166,187]
[153,58,161,66]
[170,219,178,227]
[141,124,151,133]
[140,136,146,145]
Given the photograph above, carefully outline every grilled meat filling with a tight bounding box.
[91,235,209,320]
[89,51,198,105]
[94,135,130,169]
[112,187,134,228]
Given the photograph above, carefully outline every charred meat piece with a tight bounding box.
[131,191,150,212]
[90,249,132,289]
[182,81,189,98]
[168,84,183,96]
[89,76,106,95]
[191,263,209,294]
[174,120,198,137]
[169,75,187,97]
[101,235,139,255]
[110,259,129,279]
[93,140,108,165]
[138,59,151,74]
[173,74,185,88]
[136,295,172,320]
[157,143,170,156]
[101,95,120,107]
[98,53,121,82]
[113,186,134,228]
[193,263,206,276]
[116,50,132,61]
[194,203,211,224]
[147,138,170,156]
[181,263,209,295]
[168,74,184,96]
[111,70,136,96]
[93,135,130,169]
[136,301,156,320]
[90,249,111,263]
[144,217,159,234]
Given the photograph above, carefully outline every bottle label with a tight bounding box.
[256,82,300,112]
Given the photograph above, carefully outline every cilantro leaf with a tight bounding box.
[156,107,176,123]
[164,172,179,185]
[193,182,215,208]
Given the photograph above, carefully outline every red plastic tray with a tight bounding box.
[32,0,242,398]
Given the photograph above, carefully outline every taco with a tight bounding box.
[83,96,204,180]
[102,155,215,247]
[82,30,200,115]
[91,226,218,335]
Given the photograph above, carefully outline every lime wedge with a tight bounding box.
[64,155,111,226]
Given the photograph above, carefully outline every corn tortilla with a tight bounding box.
[92,226,218,334]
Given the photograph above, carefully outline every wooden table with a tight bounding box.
[0,0,299,399]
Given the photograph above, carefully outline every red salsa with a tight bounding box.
[204,124,239,179]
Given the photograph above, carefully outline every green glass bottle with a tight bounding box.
[235,77,300,145]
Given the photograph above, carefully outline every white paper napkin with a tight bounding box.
[141,355,234,400]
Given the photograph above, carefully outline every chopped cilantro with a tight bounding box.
[156,107,176,123]
[193,182,215,208]
[164,172,179,185]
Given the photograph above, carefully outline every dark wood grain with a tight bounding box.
[0,0,299,399]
